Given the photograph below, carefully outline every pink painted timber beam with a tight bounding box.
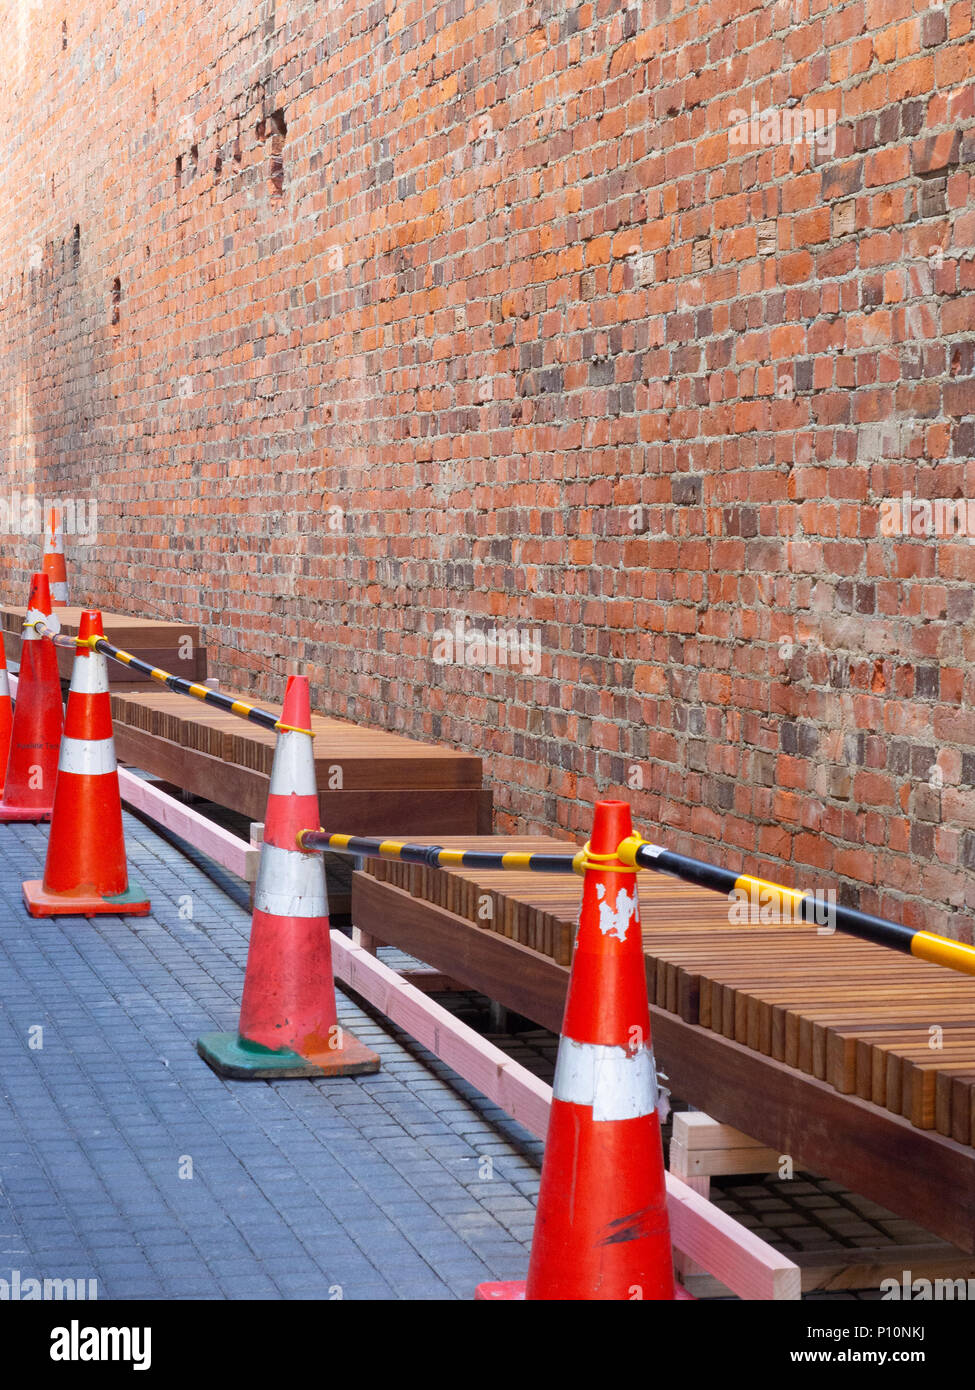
[115,767,260,883]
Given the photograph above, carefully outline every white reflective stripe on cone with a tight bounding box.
[552,1039,658,1121]
[254,841,329,919]
[268,730,316,797]
[69,655,110,695]
[51,583,69,601]
[59,736,118,777]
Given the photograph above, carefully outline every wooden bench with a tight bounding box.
[107,687,492,836]
[2,605,205,685]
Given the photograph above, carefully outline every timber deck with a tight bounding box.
[352,836,975,1254]
[108,688,492,836]
[1,605,205,684]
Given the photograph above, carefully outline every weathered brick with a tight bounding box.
[0,0,969,944]
[911,131,961,175]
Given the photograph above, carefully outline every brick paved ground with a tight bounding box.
[2,811,963,1303]
[0,813,542,1301]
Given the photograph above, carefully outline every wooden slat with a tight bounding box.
[3,606,206,683]
[108,687,484,789]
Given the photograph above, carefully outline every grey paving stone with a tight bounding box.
[0,815,541,1300]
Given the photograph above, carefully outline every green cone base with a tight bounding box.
[22,878,151,918]
[196,1029,381,1080]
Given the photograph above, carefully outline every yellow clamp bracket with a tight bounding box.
[574,840,638,874]
[615,834,646,868]
[22,619,91,648]
[274,720,315,737]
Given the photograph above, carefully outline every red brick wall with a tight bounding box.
[2,0,974,936]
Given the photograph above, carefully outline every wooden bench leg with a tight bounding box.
[670,1111,781,1184]
[350,856,382,955]
[352,926,380,956]
[669,1111,782,1294]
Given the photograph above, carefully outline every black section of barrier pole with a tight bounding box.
[633,842,917,954]
[514,853,581,873]
[798,895,917,952]
[299,830,580,874]
[90,639,284,734]
[635,844,738,896]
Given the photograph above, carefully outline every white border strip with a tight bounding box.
[59,736,117,777]
[553,1038,658,1120]
[254,841,328,919]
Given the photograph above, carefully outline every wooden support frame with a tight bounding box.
[670,1112,782,1193]
[669,1113,975,1298]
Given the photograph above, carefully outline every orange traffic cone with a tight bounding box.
[477,800,689,1301]
[0,572,64,823]
[0,636,12,795]
[22,610,150,917]
[42,507,69,606]
[197,674,380,1079]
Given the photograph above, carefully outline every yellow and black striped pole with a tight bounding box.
[297,829,583,874]
[24,618,312,736]
[618,835,975,978]
[300,828,975,976]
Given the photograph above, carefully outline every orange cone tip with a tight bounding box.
[42,507,70,606]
